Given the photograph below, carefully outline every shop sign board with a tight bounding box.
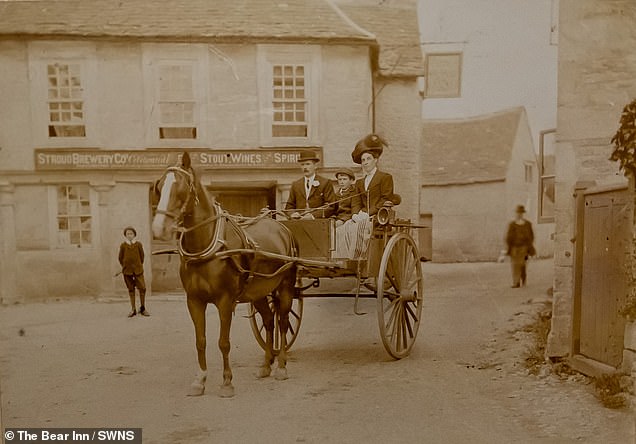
[34,148,323,170]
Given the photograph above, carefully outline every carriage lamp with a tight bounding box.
[376,202,395,226]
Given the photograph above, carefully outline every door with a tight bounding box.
[212,189,274,217]
[578,189,630,367]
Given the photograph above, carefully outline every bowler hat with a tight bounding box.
[335,168,356,180]
[297,151,320,163]
[515,205,526,214]
[123,226,137,236]
[351,134,386,164]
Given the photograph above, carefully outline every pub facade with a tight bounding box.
[0,0,424,302]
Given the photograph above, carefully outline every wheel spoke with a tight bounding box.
[384,298,399,329]
[377,233,424,359]
[403,304,414,339]
[404,300,418,324]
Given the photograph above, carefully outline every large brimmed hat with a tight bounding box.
[297,151,320,163]
[351,134,386,164]
[123,226,137,236]
[334,168,355,180]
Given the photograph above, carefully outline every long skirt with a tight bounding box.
[334,218,372,259]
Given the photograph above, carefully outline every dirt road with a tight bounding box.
[1,259,633,443]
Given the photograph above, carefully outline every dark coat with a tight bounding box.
[351,170,394,216]
[118,241,145,275]
[506,219,535,256]
[334,185,356,222]
[285,174,336,218]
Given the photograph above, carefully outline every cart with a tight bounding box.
[246,204,426,359]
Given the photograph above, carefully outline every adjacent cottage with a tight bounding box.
[420,107,552,262]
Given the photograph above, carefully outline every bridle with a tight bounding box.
[155,166,199,223]
[155,165,227,261]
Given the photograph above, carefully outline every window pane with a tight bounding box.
[271,63,308,138]
[81,231,92,245]
[70,231,80,245]
[58,231,70,246]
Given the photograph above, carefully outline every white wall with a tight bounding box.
[419,0,558,150]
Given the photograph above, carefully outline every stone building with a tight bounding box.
[0,0,424,302]
[547,0,636,375]
[418,0,559,261]
[420,107,542,262]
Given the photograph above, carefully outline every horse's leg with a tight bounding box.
[253,297,274,378]
[274,279,294,381]
[186,297,208,396]
[216,296,235,398]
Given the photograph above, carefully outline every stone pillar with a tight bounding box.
[0,182,18,304]
[93,182,118,299]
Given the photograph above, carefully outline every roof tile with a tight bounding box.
[421,108,524,186]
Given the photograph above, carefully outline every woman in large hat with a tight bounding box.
[350,134,395,220]
[333,134,395,259]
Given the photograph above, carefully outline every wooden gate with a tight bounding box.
[573,185,630,369]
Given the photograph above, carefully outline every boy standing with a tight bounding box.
[118,226,149,317]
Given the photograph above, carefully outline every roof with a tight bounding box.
[336,2,425,77]
[0,0,374,43]
[0,0,424,77]
[421,108,524,186]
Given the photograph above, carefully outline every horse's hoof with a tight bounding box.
[218,384,235,398]
[187,383,205,397]
[274,368,288,381]
[256,366,272,379]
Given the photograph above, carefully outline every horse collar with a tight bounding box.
[178,202,226,262]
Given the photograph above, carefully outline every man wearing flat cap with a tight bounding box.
[285,151,336,219]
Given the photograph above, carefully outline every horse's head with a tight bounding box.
[152,152,198,241]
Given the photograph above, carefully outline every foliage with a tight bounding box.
[610,98,636,174]
[619,236,636,320]
[593,373,629,409]
[522,304,552,376]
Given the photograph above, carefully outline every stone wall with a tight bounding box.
[374,78,422,226]
[547,0,636,359]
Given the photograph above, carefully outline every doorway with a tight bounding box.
[211,187,276,217]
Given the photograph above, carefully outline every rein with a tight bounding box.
[178,201,227,262]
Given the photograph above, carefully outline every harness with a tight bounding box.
[157,165,296,286]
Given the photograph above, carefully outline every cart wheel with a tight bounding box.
[376,232,424,359]
[249,295,303,355]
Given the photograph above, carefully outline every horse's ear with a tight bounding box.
[181,152,191,169]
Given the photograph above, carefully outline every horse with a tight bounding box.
[151,152,298,397]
